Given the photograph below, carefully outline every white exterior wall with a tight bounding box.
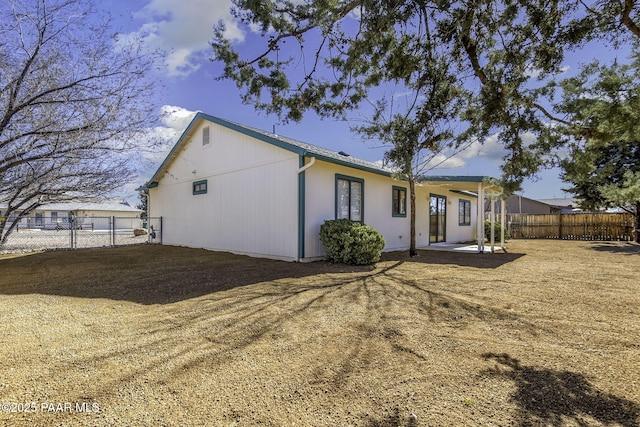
[149,121,300,261]
[74,211,142,230]
[303,160,479,259]
[32,209,141,230]
[303,160,432,259]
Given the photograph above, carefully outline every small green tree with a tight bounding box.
[352,13,467,257]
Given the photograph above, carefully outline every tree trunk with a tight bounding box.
[409,179,417,257]
[635,202,640,244]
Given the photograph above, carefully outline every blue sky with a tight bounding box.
[102,0,615,203]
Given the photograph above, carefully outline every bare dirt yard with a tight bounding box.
[0,240,638,426]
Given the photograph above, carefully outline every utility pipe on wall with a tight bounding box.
[297,156,316,174]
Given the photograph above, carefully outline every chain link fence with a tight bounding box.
[0,216,163,254]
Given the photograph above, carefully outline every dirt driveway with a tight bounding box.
[0,240,638,426]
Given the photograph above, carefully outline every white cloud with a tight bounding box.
[142,106,198,163]
[159,105,199,131]
[423,133,508,170]
[525,64,571,79]
[369,133,513,173]
[427,152,467,169]
[459,133,511,161]
[125,0,244,77]
[114,105,197,202]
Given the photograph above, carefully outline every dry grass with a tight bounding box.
[0,240,638,426]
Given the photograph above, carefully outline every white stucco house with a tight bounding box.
[1,201,143,231]
[142,113,503,262]
[37,201,143,230]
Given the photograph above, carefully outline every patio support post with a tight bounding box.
[477,183,485,253]
[490,195,495,253]
[501,198,506,250]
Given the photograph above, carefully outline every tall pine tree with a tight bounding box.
[552,51,640,242]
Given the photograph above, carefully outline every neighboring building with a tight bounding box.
[487,195,579,215]
[142,113,503,262]
[487,195,555,215]
[1,201,142,230]
[536,198,579,213]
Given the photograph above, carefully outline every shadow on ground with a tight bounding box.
[481,353,640,427]
[362,407,418,427]
[381,249,525,268]
[589,241,640,255]
[0,244,524,304]
[0,245,375,304]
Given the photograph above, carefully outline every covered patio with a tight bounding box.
[421,242,507,253]
[419,176,506,254]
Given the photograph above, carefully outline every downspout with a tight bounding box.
[297,156,316,174]
[297,156,316,261]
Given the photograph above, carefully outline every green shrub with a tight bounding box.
[319,219,386,265]
[484,220,509,241]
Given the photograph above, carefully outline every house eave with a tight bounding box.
[419,175,503,194]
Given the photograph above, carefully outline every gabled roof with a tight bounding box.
[144,112,394,188]
[142,112,501,192]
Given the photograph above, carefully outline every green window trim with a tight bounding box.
[335,174,364,222]
[392,186,407,217]
[193,179,208,195]
[459,199,471,226]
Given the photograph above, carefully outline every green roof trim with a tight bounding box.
[419,175,488,183]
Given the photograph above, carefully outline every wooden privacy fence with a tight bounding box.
[507,213,635,241]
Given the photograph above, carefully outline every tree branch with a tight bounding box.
[621,0,640,38]
[532,102,573,126]
[459,5,489,86]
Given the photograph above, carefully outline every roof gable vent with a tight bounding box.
[202,126,210,146]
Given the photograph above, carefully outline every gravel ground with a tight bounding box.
[0,240,638,426]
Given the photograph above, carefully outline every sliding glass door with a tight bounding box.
[429,195,446,243]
